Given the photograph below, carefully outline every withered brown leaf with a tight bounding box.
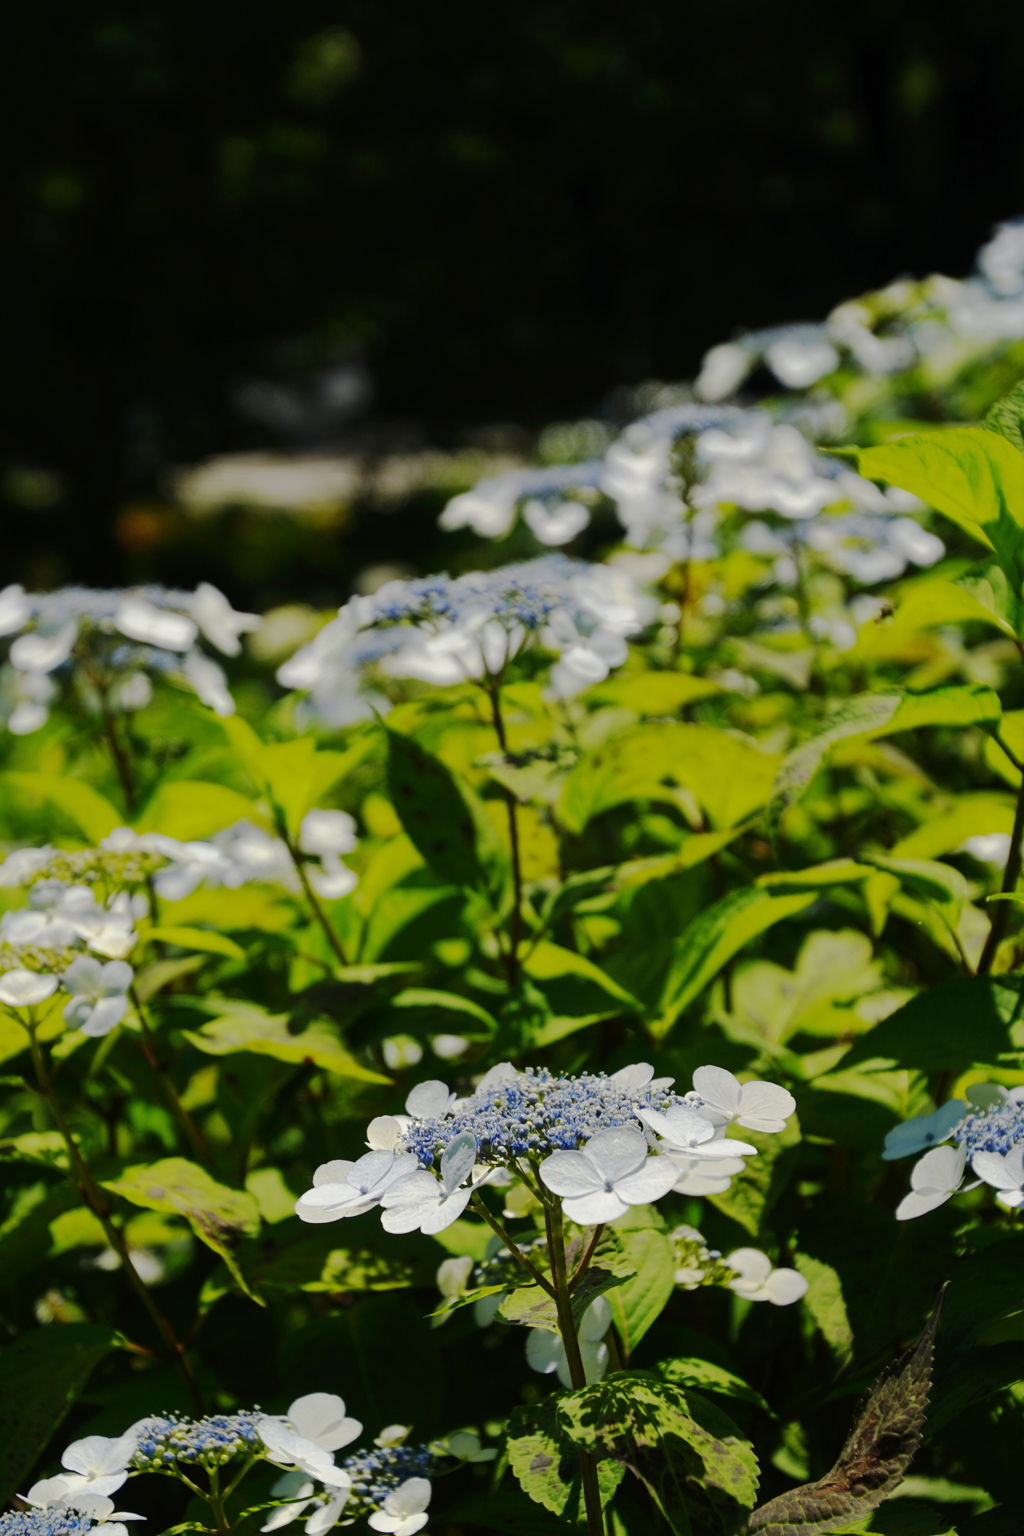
[746,1283,947,1535]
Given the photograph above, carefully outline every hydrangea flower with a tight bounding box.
[895,1147,970,1221]
[366,1478,431,1536]
[255,1421,352,1490]
[61,957,133,1037]
[0,968,59,1008]
[889,1087,1024,1218]
[297,1061,794,1233]
[882,1101,968,1161]
[276,557,653,724]
[723,1249,809,1306]
[58,1433,140,1497]
[0,584,260,734]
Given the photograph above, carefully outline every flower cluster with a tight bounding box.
[885,1084,1024,1218]
[296,1062,795,1235]
[26,1394,472,1536]
[277,557,654,725]
[0,583,260,734]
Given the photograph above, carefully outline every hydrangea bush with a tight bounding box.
[5,224,1024,1536]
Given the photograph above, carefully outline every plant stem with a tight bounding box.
[978,767,1024,973]
[208,1469,231,1533]
[469,1194,556,1297]
[568,1223,605,1291]
[545,1196,604,1536]
[99,693,138,816]
[132,986,209,1158]
[274,811,350,966]
[486,682,523,989]
[27,1024,203,1410]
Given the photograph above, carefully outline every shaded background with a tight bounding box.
[6,0,1024,605]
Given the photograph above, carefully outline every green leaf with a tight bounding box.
[585,672,723,713]
[654,888,816,1037]
[103,1156,262,1297]
[855,428,1024,588]
[221,718,372,835]
[559,723,780,834]
[861,854,967,922]
[559,1374,760,1534]
[0,772,122,841]
[794,1255,854,1363]
[388,987,499,1033]
[385,727,508,899]
[983,378,1024,455]
[747,1290,944,1534]
[840,975,1024,1075]
[148,925,247,959]
[769,685,1002,831]
[200,1216,423,1304]
[184,1000,389,1082]
[524,941,644,1036]
[506,1394,626,1522]
[0,1324,122,1503]
[134,780,262,839]
[658,1359,771,1415]
[607,1227,676,1357]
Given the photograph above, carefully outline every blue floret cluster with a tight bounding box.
[957,1099,1024,1157]
[132,1412,265,1468]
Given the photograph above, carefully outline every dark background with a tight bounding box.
[5,0,1024,601]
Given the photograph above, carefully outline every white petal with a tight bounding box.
[582,1126,649,1183]
[910,1145,965,1192]
[261,1501,310,1531]
[609,1063,654,1089]
[114,598,197,651]
[538,1149,602,1199]
[525,1329,563,1375]
[475,1061,518,1093]
[366,1116,405,1151]
[612,1154,679,1206]
[405,1080,454,1118]
[725,1249,773,1288]
[764,1268,809,1306]
[896,1187,957,1220]
[971,1150,1022,1192]
[440,1133,477,1193]
[578,1295,612,1342]
[0,968,59,1006]
[312,1160,354,1187]
[561,1189,630,1224]
[734,1080,796,1132]
[692,1065,741,1119]
[287,1394,362,1453]
[420,1186,473,1233]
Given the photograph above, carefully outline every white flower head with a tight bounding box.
[380,1133,479,1235]
[59,1430,140,1496]
[725,1249,809,1306]
[307,855,358,901]
[610,1062,675,1092]
[971,1145,1024,1209]
[0,968,59,1008]
[182,650,235,716]
[255,1418,352,1489]
[896,1145,968,1221]
[692,1066,795,1133]
[286,1393,362,1453]
[114,598,197,651]
[882,1101,968,1161]
[10,621,78,674]
[367,1476,432,1536]
[295,1151,420,1224]
[62,956,134,1037]
[639,1105,758,1160]
[539,1125,678,1224]
[299,810,358,857]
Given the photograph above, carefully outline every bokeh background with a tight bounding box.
[7,0,1024,607]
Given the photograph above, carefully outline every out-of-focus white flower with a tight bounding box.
[191,582,261,656]
[526,1297,611,1387]
[695,342,754,402]
[296,1151,420,1224]
[0,968,59,1007]
[10,622,78,674]
[382,1036,424,1070]
[299,811,358,857]
[896,1146,968,1220]
[724,1248,809,1305]
[691,1067,795,1133]
[431,1033,470,1061]
[62,956,134,1036]
[182,650,235,716]
[1,663,56,734]
[367,1477,431,1536]
[437,1430,497,1463]
[539,1126,677,1223]
[69,891,138,959]
[0,584,32,635]
[522,498,590,546]
[958,833,1012,867]
[115,598,197,651]
[439,474,523,538]
[882,1101,968,1161]
[765,331,839,389]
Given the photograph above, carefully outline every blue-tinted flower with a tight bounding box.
[882,1101,968,1161]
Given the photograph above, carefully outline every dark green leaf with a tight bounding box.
[385,727,508,900]
[0,1324,122,1503]
[983,379,1024,455]
[506,1393,625,1522]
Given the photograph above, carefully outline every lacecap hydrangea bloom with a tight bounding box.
[885,1084,1024,1218]
[0,583,260,734]
[276,557,654,726]
[295,1061,795,1235]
